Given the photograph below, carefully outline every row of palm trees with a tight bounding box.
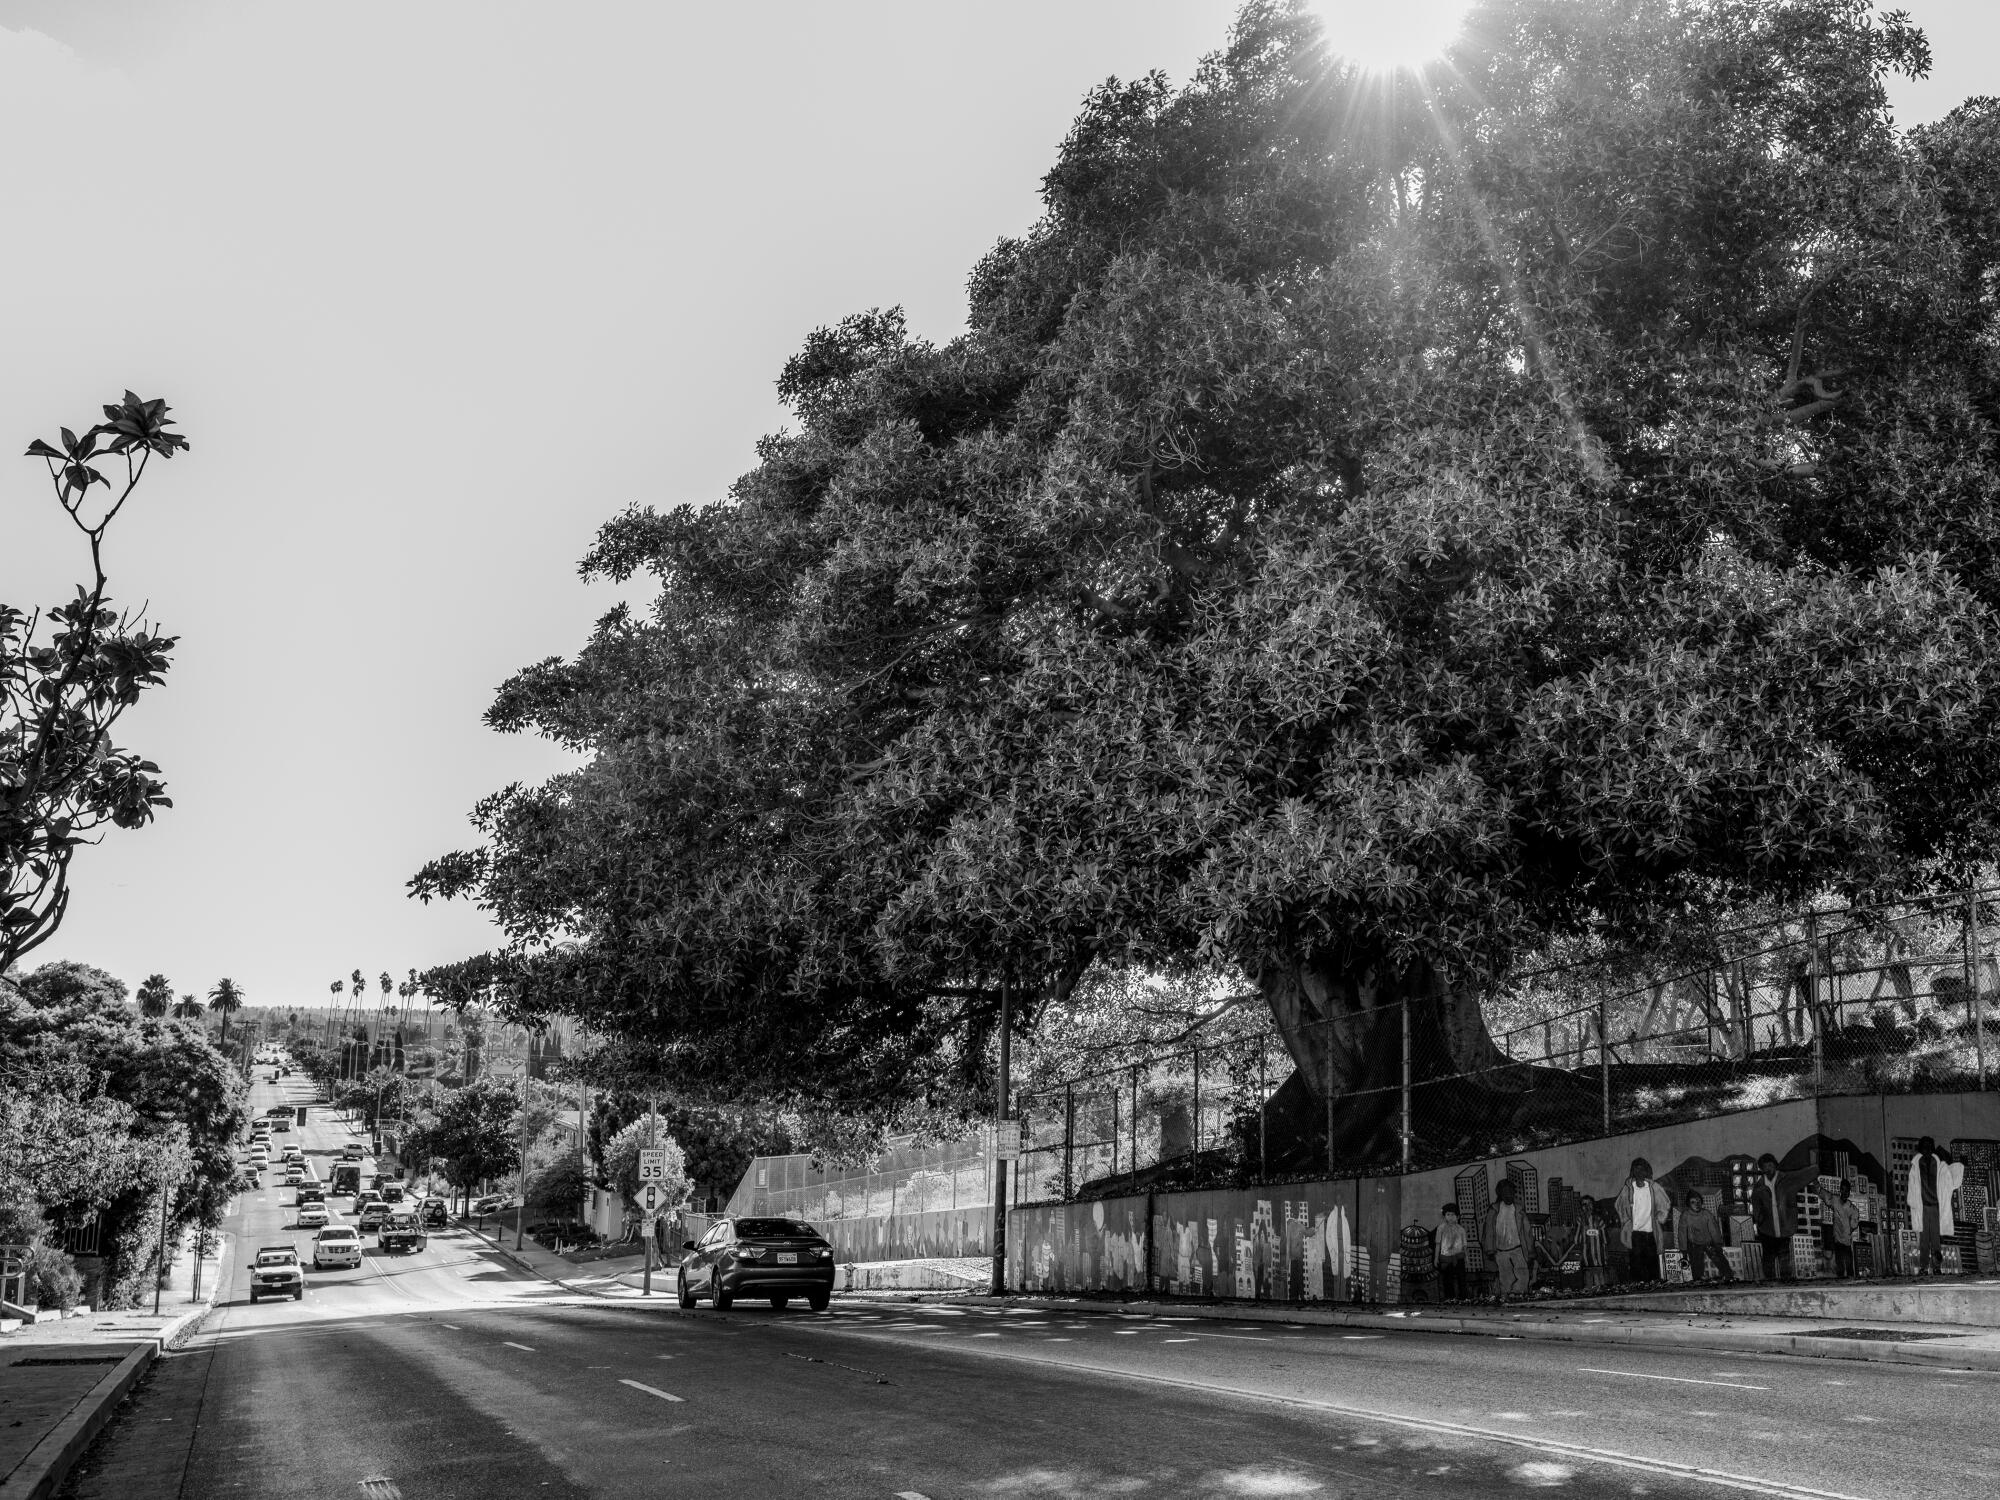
[136,973,247,1043]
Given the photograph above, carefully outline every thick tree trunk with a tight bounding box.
[1259,952,1587,1167]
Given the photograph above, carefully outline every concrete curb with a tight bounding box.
[0,1344,153,1500]
[978,1295,2000,1372]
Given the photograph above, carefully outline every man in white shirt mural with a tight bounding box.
[1616,1157,1673,1283]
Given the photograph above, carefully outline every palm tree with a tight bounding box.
[328,980,342,1043]
[172,993,204,1020]
[136,973,172,1017]
[208,977,245,1045]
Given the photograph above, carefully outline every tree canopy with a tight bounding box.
[417,0,2000,1157]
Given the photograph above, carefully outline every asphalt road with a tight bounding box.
[58,1070,2000,1499]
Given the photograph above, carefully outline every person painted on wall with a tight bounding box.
[1616,1157,1673,1283]
[1677,1190,1733,1282]
[1434,1203,1468,1302]
[1751,1153,1793,1281]
[1908,1136,1966,1276]
[1829,1180,1860,1278]
[1481,1178,1531,1302]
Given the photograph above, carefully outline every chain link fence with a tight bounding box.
[1017,886,2000,1204]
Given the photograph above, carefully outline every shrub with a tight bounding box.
[26,1243,83,1311]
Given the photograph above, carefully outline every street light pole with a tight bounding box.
[642,1094,657,1296]
[989,977,1011,1298]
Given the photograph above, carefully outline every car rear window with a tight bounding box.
[734,1218,819,1239]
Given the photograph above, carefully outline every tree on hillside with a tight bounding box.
[1,394,188,975]
[135,973,172,1018]
[416,0,2000,1159]
[171,993,203,1020]
[207,977,243,1045]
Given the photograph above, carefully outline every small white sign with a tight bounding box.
[992,1120,1022,1161]
[638,1149,669,1184]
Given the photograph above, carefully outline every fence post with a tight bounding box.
[1598,996,1611,1134]
[1258,1040,1267,1179]
[1323,1015,1335,1175]
[1400,991,1413,1171]
[1967,883,1989,1090]
[1063,1085,1075,1201]
[1807,910,1823,1091]
[1191,1045,1201,1159]
[1131,1065,1140,1178]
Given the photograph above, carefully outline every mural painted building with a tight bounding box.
[1008,1091,2000,1302]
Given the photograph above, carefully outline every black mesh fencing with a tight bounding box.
[1014,886,2000,1204]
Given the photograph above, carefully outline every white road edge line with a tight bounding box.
[502,1341,535,1351]
[1577,1367,1769,1391]
[804,1329,1865,1500]
[619,1378,684,1402]
[894,1493,932,1499]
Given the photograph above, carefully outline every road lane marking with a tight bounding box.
[619,1379,684,1402]
[359,1479,403,1500]
[1577,1368,1767,1390]
[502,1341,535,1351]
[1163,1337,1198,1343]
[895,1493,933,1499]
[803,1329,1857,1500]
[441,1324,461,1330]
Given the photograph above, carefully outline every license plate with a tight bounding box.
[777,1252,798,1264]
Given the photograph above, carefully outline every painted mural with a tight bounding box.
[1006,1091,2000,1301]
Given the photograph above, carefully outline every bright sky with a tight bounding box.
[3,1,1994,1012]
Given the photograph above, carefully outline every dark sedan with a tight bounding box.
[677,1217,834,1311]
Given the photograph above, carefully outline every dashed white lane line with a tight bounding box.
[1577,1368,1767,1391]
[501,1341,535,1351]
[359,1478,403,1500]
[1162,1338,1198,1344]
[894,1492,932,1499]
[619,1379,684,1402]
[441,1324,461,1330]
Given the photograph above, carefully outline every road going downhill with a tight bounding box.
[58,1074,2000,1499]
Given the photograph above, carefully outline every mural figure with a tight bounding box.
[1435,1203,1468,1301]
[1676,1191,1733,1281]
[1908,1137,1965,1275]
[1749,1153,1794,1280]
[1615,1157,1674,1283]
[1481,1178,1531,1301]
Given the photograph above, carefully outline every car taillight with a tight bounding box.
[814,1247,832,1260]
[737,1247,763,1262]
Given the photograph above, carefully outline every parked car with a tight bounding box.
[677,1217,834,1312]
[248,1245,305,1302]
[297,1201,329,1229]
[471,1194,514,1217]
[312,1225,363,1270]
[357,1201,390,1231]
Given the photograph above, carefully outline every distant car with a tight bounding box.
[281,1144,305,1161]
[416,1198,449,1230]
[265,1106,293,1119]
[340,1143,364,1160]
[379,1183,406,1204]
[312,1225,362,1270]
[378,1211,426,1254]
[297,1201,329,1229]
[677,1217,834,1312]
[248,1245,305,1302]
[284,1164,306,1183]
[296,1185,326,1206]
[271,1118,290,1133]
[471,1194,512,1217]
[357,1201,390,1231]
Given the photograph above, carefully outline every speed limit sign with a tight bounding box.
[639,1149,669,1184]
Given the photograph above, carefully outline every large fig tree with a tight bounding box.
[418,0,2000,1158]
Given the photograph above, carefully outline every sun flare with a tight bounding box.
[1311,0,1473,72]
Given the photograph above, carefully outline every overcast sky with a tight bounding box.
[3,1,1994,1013]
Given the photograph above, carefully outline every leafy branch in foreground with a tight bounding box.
[0,392,187,972]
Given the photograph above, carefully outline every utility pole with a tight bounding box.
[514,1064,529,1252]
[989,978,1011,1297]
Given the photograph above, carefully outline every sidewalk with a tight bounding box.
[976,1285,2000,1372]
[455,1220,659,1299]
[0,1234,229,1500]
